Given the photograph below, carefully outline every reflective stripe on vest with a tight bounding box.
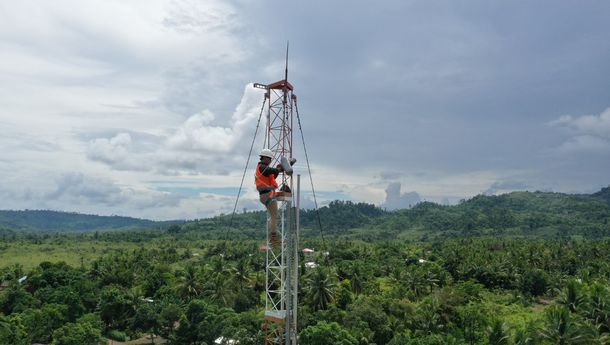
[255,162,278,192]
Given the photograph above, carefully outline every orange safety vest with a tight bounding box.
[255,162,278,194]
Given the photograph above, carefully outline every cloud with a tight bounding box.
[87,84,264,174]
[2,1,610,220]
[381,182,421,210]
[378,171,404,181]
[483,180,529,196]
[556,135,610,153]
[167,110,232,151]
[552,107,610,139]
[46,173,127,206]
[166,83,261,153]
[162,0,238,35]
[0,122,60,153]
[88,133,137,168]
[550,107,610,153]
[39,172,194,216]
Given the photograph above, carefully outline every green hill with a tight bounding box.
[0,209,172,232]
[2,187,609,237]
[182,188,610,240]
[592,186,610,203]
[370,190,610,240]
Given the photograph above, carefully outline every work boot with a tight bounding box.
[269,232,281,248]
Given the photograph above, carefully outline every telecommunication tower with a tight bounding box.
[253,48,300,345]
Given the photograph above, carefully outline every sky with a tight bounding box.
[1,0,609,219]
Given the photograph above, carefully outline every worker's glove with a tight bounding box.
[276,164,284,171]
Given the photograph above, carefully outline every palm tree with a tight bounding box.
[252,270,265,294]
[210,255,228,276]
[415,297,444,335]
[488,319,510,345]
[176,265,202,299]
[8,264,24,281]
[350,270,364,295]
[539,305,593,345]
[514,328,535,345]
[305,268,336,310]
[349,264,364,295]
[587,283,610,332]
[402,268,427,298]
[231,258,252,292]
[558,279,587,313]
[424,267,441,291]
[589,325,610,345]
[206,273,233,308]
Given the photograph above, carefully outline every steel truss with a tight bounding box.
[256,79,299,345]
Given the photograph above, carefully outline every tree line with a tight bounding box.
[3,236,610,344]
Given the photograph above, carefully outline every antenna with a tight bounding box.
[285,41,289,82]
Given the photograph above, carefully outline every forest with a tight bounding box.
[1,187,610,344]
[0,210,173,232]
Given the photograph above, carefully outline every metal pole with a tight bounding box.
[285,198,292,344]
[293,174,300,343]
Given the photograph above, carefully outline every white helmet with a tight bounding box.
[259,148,274,159]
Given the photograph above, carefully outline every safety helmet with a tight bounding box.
[259,148,274,159]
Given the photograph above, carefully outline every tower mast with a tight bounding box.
[254,44,299,345]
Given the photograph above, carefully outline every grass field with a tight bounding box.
[0,240,144,271]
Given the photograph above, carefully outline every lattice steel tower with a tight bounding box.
[254,51,300,345]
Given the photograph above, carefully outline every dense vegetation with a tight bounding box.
[187,188,610,241]
[4,235,610,344]
[1,187,610,344]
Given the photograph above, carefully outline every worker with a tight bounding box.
[255,148,283,247]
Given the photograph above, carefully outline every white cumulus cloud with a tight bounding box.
[88,133,133,164]
[552,107,610,139]
[551,107,610,153]
[87,83,264,174]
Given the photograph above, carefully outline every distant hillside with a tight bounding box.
[0,209,172,232]
[179,200,387,237]
[593,186,610,203]
[370,190,610,239]
[3,187,609,236]
[181,188,610,240]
